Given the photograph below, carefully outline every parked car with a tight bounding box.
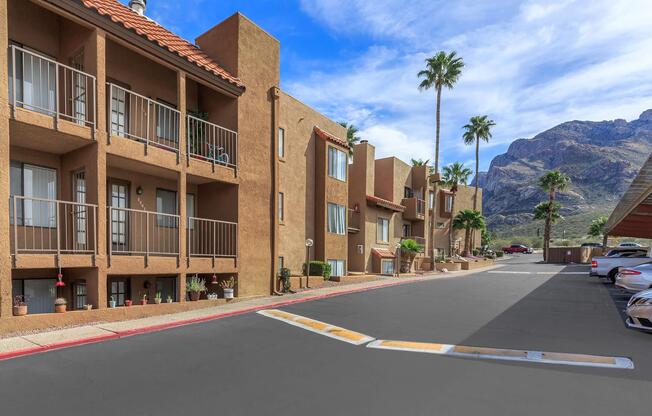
[625,288,652,332]
[615,263,652,293]
[581,242,603,248]
[590,247,652,282]
[619,242,643,247]
[502,244,533,254]
[605,248,647,257]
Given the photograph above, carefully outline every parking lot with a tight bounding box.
[1,254,651,415]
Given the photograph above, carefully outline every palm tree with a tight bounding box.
[442,162,472,256]
[538,171,570,262]
[338,122,361,157]
[418,51,464,266]
[410,158,430,167]
[453,209,485,257]
[588,216,609,250]
[533,202,562,230]
[463,115,495,210]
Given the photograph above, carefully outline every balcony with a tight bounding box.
[348,209,360,233]
[187,115,237,169]
[10,196,98,267]
[187,217,237,259]
[401,197,426,221]
[8,45,96,135]
[108,83,180,155]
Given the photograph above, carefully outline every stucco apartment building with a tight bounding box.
[348,141,481,275]
[0,0,347,319]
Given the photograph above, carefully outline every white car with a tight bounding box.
[590,248,652,282]
[619,242,643,247]
[615,263,652,293]
[626,288,652,332]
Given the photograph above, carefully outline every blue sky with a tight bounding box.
[124,0,652,171]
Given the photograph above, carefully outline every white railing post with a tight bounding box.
[108,83,113,143]
[108,206,112,266]
[145,100,150,154]
[55,201,61,258]
[54,61,60,128]
[145,211,150,266]
[12,197,18,256]
[11,46,16,117]
[93,206,97,257]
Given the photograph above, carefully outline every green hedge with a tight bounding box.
[496,251,504,258]
[303,261,332,280]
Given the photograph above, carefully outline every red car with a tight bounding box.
[503,244,533,254]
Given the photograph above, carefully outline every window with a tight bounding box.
[9,43,57,116]
[10,162,57,227]
[278,127,285,158]
[73,171,87,247]
[155,99,179,145]
[328,259,346,277]
[156,189,177,227]
[109,279,128,306]
[186,193,195,230]
[429,192,434,209]
[404,187,413,198]
[328,146,347,181]
[74,281,87,310]
[444,195,453,213]
[402,223,411,237]
[377,217,389,243]
[327,203,346,235]
[278,192,284,222]
[381,259,394,275]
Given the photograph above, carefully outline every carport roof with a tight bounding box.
[605,153,652,238]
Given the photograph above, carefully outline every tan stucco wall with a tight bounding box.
[276,91,347,274]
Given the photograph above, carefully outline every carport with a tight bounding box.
[605,154,652,238]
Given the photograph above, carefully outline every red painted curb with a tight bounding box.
[0,276,431,361]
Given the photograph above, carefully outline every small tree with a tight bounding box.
[452,209,485,256]
[588,216,609,250]
[533,201,563,249]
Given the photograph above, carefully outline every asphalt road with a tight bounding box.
[2,255,651,415]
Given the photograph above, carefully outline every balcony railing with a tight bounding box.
[187,217,237,258]
[107,207,179,259]
[10,196,97,255]
[108,83,180,154]
[9,45,96,128]
[348,209,360,232]
[187,115,237,169]
[401,197,426,220]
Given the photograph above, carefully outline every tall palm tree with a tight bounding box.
[338,122,361,157]
[533,202,562,231]
[418,51,464,266]
[463,115,495,210]
[452,209,485,257]
[410,158,430,167]
[538,171,570,262]
[588,215,609,251]
[442,162,472,256]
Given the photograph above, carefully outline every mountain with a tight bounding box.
[483,110,652,235]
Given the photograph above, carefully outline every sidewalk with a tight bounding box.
[0,264,502,360]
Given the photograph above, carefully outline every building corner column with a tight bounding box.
[177,71,187,301]
[0,0,12,317]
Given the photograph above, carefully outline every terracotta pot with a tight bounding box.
[13,305,27,316]
[55,304,67,313]
[140,299,148,306]
[124,300,133,307]
[189,291,201,301]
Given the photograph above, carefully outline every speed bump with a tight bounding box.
[257,309,375,345]
[366,340,634,369]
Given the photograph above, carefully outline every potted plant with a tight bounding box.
[109,296,117,308]
[84,304,93,311]
[220,276,235,300]
[399,239,422,273]
[166,295,173,304]
[154,292,162,304]
[13,295,27,316]
[54,297,67,313]
[186,275,206,301]
[124,299,133,307]
[140,293,148,306]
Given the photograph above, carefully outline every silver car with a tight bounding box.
[615,262,652,293]
[626,288,652,332]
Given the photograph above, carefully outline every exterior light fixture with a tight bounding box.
[136,186,143,195]
[305,239,314,288]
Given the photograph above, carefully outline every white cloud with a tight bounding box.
[288,0,652,171]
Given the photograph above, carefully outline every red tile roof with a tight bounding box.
[314,126,349,149]
[82,0,244,89]
[371,248,395,259]
[366,195,405,212]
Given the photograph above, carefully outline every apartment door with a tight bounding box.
[73,171,87,250]
[108,277,130,306]
[70,50,86,124]
[23,279,57,314]
[108,181,129,252]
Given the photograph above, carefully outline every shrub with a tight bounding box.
[496,251,504,258]
[303,261,332,280]
[400,239,423,255]
[186,275,207,293]
[472,249,480,256]
[278,267,291,293]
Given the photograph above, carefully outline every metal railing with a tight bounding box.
[348,209,360,231]
[187,217,237,258]
[416,198,426,216]
[187,115,237,169]
[10,196,97,255]
[107,206,180,258]
[108,83,180,154]
[9,45,96,128]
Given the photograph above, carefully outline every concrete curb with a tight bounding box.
[0,265,501,361]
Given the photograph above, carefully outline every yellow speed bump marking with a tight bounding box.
[367,340,634,370]
[257,309,375,345]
